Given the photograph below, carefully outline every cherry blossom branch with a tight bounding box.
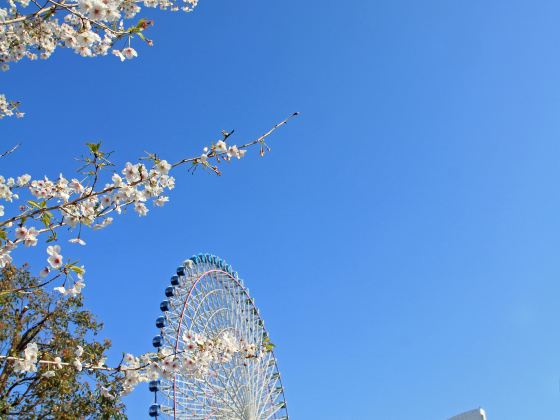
[0,5,62,26]
[0,96,23,120]
[0,113,299,228]
[47,0,128,37]
[0,113,298,303]
[2,331,273,396]
[171,112,299,168]
[1,0,199,118]
[0,355,136,372]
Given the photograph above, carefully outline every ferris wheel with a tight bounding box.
[148,253,289,420]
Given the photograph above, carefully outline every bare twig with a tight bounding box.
[0,144,20,159]
[0,273,62,297]
[238,111,299,149]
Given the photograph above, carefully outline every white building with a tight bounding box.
[448,408,487,420]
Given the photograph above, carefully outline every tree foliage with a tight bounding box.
[0,265,125,418]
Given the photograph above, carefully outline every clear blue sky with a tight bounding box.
[2,0,560,418]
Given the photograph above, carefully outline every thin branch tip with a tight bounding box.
[0,143,21,159]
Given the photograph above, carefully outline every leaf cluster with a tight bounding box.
[0,266,126,419]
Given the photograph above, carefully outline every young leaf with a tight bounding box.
[69,265,85,276]
[40,212,52,227]
[87,143,101,154]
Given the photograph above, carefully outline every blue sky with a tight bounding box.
[3,0,560,418]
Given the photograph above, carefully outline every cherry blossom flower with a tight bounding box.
[215,140,227,153]
[54,357,63,369]
[101,386,115,400]
[54,280,86,297]
[73,359,83,372]
[53,286,67,295]
[13,360,36,373]
[75,266,86,280]
[16,174,31,186]
[134,202,149,216]
[69,238,86,246]
[25,343,38,361]
[111,173,123,187]
[227,145,247,159]
[122,162,138,182]
[154,196,169,207]
[101,195,112,207]
[112,49,126,62]
[93,217,113,230]
[14,342,39,373]
[155,160,171,174]
[23,227,38,247]
[122,47,137,59]
[15,226,27,240]
[47,245,61,256]
[69,179,85,195]
[69,280,86,296]
[47,251,63,269]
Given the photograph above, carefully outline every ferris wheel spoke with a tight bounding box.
[254,359,281,414]
[203,368,247,415]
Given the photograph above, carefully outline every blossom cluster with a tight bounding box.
[200,139,247,163]
[8,330,269,398]
[120,331,266,394]
[0,0,198,68]
[12,343,87,378]
[0,0,199,118]
[0,94,23,118]
[0,154,177,295]
[12,342,39,373]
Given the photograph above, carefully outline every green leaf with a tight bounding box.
[262,336,275,351]
[87,142,101,154]
[40,212,52,227]
[69,265,85,276]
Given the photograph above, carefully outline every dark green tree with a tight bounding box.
[0,265,126,419]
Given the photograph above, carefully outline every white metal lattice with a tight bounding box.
[149,253,288,420]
